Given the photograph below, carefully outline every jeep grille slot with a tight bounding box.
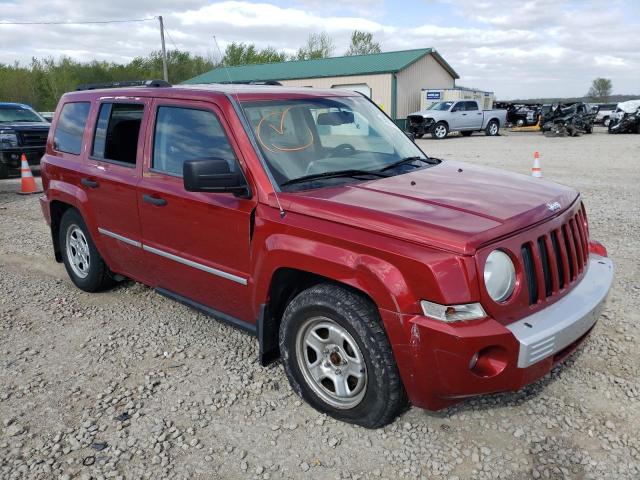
[520,212,589,306]
[537,237,552,298]
[521,243,537,305]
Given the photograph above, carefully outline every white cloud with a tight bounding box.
[0,0,638,98]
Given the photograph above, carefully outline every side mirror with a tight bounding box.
[183,158,250,198]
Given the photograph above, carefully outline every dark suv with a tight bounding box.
[0,102,50,178]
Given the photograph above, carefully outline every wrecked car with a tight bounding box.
[608,100,640,134]
[541,103,596,136]
[406,100,506,139]
[506,104,542,127]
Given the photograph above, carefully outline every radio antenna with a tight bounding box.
[212,35,286,219]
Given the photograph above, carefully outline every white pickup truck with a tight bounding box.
[406,100,507,139]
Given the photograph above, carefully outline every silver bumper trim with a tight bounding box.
[507,254,613,368]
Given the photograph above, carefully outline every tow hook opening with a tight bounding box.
[469,346,508,378]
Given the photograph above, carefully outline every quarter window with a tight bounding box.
[53,102,90,155]
[92,103,144,165]
[152,106,238,176]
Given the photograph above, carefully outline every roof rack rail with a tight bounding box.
[219,80,282,86]
[76,79,171,91]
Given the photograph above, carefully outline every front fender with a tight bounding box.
[252,232,408,313]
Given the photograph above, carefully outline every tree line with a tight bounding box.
[0,30,381,111]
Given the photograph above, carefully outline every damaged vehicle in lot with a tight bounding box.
[0,102,50,178]
[406,100,506,139]
[541,102,596,136]
[608,100,640,134]
[39,83,613,428]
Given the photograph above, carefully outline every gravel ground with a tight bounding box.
[1,127,639,479]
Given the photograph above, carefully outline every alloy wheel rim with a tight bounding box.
[490,123,498,135]
[66,224,90,279]
[296,316,367,409]
[435,125,447,138]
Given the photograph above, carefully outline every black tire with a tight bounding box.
[0,162,9,179]
[460,131,473,137]
[585,124,593,134]
[485,119,500,136]
[431,121,448,139]
[414,133,424,139]
[279,284,407,428]
[59,209,115,292]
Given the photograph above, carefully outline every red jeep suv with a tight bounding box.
[39,82,613,428]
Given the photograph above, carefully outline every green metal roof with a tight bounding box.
[183,48,459,84]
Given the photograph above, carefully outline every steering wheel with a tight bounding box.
[329,143,356,157]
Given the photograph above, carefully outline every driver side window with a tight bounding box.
[152,106,238,177]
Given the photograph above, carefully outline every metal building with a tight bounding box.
[184,48,459,127]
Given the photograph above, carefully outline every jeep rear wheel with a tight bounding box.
[279,284,407,428]
[60,209,115,292]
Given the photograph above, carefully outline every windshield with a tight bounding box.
[427,102,454,111]
[241,96,431,190]
[0,105,45,123]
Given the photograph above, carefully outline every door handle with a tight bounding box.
[143,194,167,206]
[81,178,98,188]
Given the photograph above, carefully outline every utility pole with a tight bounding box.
[158,16,168,82]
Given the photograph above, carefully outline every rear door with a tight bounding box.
[464,101,484,129]
[137,98,257,322]
[83,99,150,282]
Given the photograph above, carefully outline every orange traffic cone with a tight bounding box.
[18,153,42,195]
[531,151,542,178]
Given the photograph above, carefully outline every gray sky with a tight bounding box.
[0,0,638,99]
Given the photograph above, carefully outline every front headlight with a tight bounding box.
[484,250,516,302]
[0,131,18,148]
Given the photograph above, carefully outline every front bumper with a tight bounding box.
[385,253,613,410]
[1,147,45,170]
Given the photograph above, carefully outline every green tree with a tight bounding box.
[345,30,381,56]
[295,32,335,60]
[222,42,287,66]
[587,78,612,101]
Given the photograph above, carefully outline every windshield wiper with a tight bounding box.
[378,156,431,172]
[280,169,390,187]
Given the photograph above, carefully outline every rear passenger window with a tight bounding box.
[53,102,90,155]
[152,106,237,176]
[465,101,478,111]
[92,103,144,165]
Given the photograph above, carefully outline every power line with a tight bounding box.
[0,17,155,26]
[163,24,179,51]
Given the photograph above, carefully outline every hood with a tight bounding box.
[279,161,579,255]
[409,110,447,120]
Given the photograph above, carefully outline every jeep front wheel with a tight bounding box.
[279,284,407,428]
